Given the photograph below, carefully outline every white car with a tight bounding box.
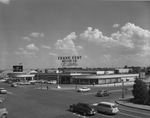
[93,102,119,114]
[19,81,31,85]
[0,88,7,94]
[46,80,57,84]
[0,108,8,118]
[77,87,91,92]
[0,79,6,82]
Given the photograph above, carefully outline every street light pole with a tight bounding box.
[75,78,78,90]
[122,81,124,98]
[57,74,61,89]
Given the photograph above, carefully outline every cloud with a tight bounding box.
[99,54,111,61]
[0,0,10,4]
[49,52,58,56]
[26,43,39,51]
[41,45,51,49]
[113,24,120,28]
[22,37,31,41]
[80,27,114,43]
[111,22,150,49]
[55,32,82,55]
[30,32,44,38]
[80,23,150,50]
[15,48,35,55]
[78,23,150,66]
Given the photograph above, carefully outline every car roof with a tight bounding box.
[78,103,90,106]
[100,102,116,106]
[82,87,88,89]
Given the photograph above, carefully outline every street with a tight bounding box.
[0,82,150,118]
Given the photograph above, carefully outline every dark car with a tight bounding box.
[70,103,96,116]
[146,99,150,106]
[96,90,111,97]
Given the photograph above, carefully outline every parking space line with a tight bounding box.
[119,112,142,118]
[119,107,150,116]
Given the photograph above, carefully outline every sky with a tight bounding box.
[0,0,150,70]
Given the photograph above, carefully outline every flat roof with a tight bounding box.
[72,74,139,79]
[15,74,35,77]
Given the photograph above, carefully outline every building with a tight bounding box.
[35,68,139,85]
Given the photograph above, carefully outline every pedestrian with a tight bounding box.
[47,86,49,90]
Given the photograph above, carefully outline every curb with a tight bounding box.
[115,100,150,111]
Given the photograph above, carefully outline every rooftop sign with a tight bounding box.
[58,56,82,68]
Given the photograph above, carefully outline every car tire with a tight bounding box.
[70,107,74,112]
[83,112,87,116]
[1,114,7,118]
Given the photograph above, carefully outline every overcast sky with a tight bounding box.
[0,0,150,69]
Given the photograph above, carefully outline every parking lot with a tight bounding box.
[1,82,144,118]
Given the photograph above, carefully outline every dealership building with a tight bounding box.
[35,68,139,85]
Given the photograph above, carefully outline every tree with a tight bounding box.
[148,85,150,100]
[132,79,148,104]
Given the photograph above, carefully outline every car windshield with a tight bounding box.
[82,87,88,89]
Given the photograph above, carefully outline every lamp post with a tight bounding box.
[75,78,78,90]
[122,81,125,98]
[41,81,43,90]
[57,74,61,89]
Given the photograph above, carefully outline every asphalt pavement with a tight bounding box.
[36,83,150,112]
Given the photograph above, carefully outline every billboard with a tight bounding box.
[58,56,82,68]
[13,65,23,72]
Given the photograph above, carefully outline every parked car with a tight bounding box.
[70,103,96,116]
[6,79,13,84]
[46,80,57,84]
[0,79,6,83]
[93,101,119,115]
[28,80,37,85]
[146,99,150,106]
[96,90,111,97]
[10,82,18,87]
[36,80,45,83]
[0,88,7,94]
[0,98,4,103]
[0,108,8,118]
[77,87,91,92]
[19,81,31,85]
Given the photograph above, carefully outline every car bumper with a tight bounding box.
[89,111,96,115]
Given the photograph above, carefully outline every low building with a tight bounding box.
[35,72,139,85]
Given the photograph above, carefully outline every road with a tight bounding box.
[0,82,150,118]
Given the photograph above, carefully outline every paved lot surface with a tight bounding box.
[0,82,150,118]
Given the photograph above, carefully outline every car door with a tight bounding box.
[103,91,107,96]
[76,103,85,113]
[96,103,103,112]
